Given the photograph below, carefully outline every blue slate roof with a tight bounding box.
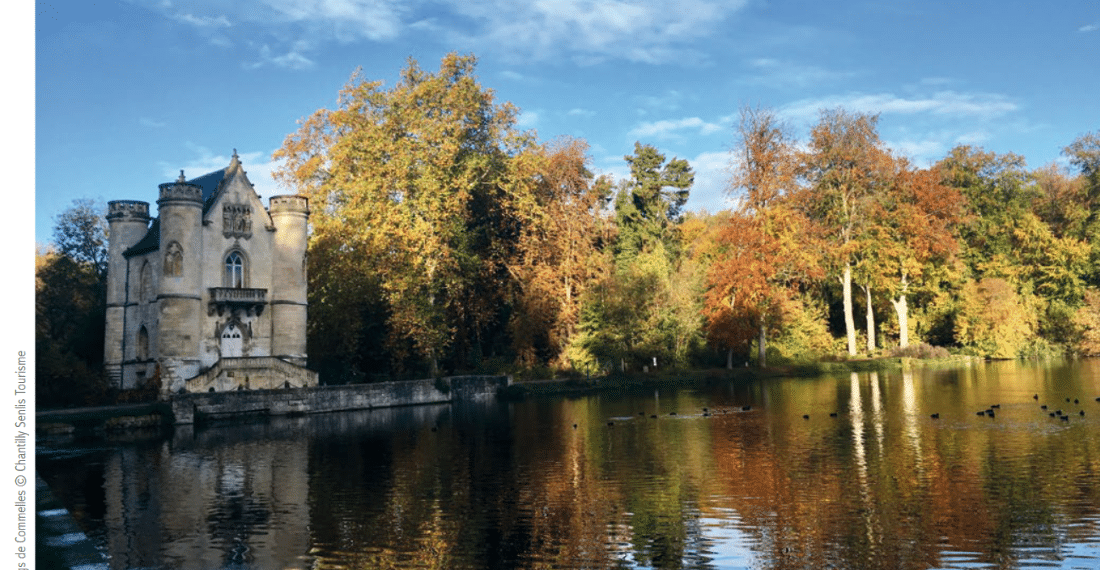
[122,167,228,257]
[123,218,160,257]
[189,168,228,215]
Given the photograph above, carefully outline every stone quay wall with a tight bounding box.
[168,375,511,425]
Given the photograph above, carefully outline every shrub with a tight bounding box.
[888,342,950,359]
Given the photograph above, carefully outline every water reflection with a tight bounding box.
[37,360,1100,569]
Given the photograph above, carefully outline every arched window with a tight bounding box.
[225,252,244,288]
[136,326,149,361]
[140,261,153,303]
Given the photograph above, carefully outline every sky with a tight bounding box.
[32,0,1100,244]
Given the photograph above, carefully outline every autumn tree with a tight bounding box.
[955,278,1038,359]
[274,53,533,376]
[867,163,964,348]
[707,107,822,367]
[1061,132,1100,286]
[938,145,1089,351]
[797,109,893,356]
[504,137,614,367]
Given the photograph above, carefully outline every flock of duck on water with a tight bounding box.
[592,397,1100,428]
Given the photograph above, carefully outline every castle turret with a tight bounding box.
[155,172,205,393]
[268,195,310,366]
[104,200,151,388]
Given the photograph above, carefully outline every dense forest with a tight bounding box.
[37,53,1100,399]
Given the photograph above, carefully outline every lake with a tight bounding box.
[36,359,1100,569]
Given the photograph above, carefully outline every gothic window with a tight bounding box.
[140,261,153,303]
[225,252,245,288]
[164,241,183,277]
[137,326,149,361]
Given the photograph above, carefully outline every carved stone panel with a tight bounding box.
[222,204,253,239]
[164,241,183,276]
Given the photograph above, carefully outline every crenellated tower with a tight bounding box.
[155,171,205,392]
[268,195,310,366]
[104,200,151,387]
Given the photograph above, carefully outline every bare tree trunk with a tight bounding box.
[727,346,734,370]
[843,262,857,356]
[890,271,910,348]
[864,283,876,354]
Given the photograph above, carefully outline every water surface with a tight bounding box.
[37,360,1100,569]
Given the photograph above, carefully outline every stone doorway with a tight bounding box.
[221,323,243,357]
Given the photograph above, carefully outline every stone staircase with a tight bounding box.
[184,357,318,393]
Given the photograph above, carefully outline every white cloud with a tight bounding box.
[743,58,856,88]
[172,12,231,27]
[516,110,540,129]
[1079,23,1099,33]
[164,146,285,195]
[780,91,1018,123]
[141,0,405,57]
[247,43,315,70]
[684,149,735,213]
[629,117,725,140]
[884,138,943,167]
[258,0,406,42]
[442,0,746,64]
[140,117,167,128]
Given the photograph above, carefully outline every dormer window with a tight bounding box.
[225,252,244,288]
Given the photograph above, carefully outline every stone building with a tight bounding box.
[104,151,318,395]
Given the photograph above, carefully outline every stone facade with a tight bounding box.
[104,151,317,396]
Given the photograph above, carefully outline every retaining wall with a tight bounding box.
[168,375,510,424]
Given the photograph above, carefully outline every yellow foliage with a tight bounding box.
[955,278,1037,358]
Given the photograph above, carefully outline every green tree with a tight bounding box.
[37,199,113,407]
[274,53,534,375]
[52,198,108,278]
[36,246,109,407]
[614,142,694,263]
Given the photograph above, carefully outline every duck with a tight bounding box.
[931,413,940,419]
[802,414,810,420]
[829,412,838,417]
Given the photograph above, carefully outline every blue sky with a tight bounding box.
[33,0,1099,244]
